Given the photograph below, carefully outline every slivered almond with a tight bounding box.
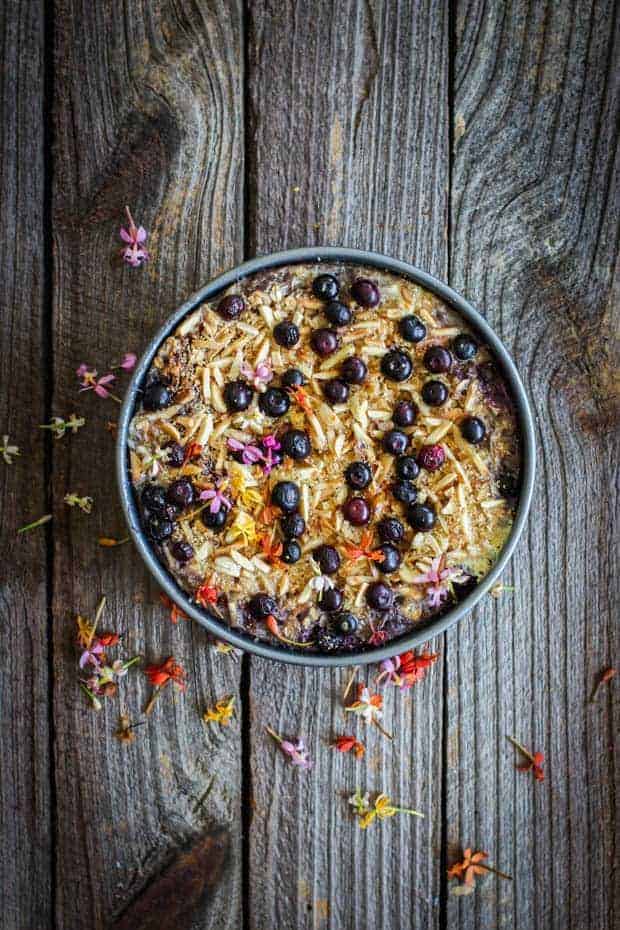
[211,382,226,413]
[427,421,453,444]
[214,556,241,577]
[158,420,182,444]
[176,308,203,337]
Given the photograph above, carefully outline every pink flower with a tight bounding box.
[412,555,465,608]
[79,640,105,669]
[260,434,281,475]
[119,352,137,370]
[280,738,313,769]
[227,437,264,465]
[120,206,149,267]
[241,360,273,391]
[79,371,117,399]
[199,487,232,514]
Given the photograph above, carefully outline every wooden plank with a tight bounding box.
[0,2,52,928]
[446,1,619,927]
[245,2,449,927]
[51,3,244,928]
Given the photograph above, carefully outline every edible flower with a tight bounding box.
[143,656,187,715]
[77,364,120,402]
[447,848,511,894]
[506,735,545,781]
[348,790,424,829]
[119,206,149,267]
[212,639,242,658]
[291,385,313,414]
[343,530,384,562]
[345,684,392,738]
[64,493,93,513]
[227,436,264,465]
[241,359,273,391]
[98,536,129,547]
[111,352,137,371]
[375,650,439,689]
[203,695,235,726]
[260,434,281,475]
[75,597,139,707]
[333,735,365,759]
[182,441,203,465]
[199,485,232,514]
[39,415,85,439]
[259,533,283,565]
[226,510,257,546]
[266,727,313,769]
[159,592,188,624]
[412,555,465,608]
[114,713,144,744]
[1,434,20,464]
[196,583,219,607]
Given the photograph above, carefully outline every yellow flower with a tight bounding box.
[229,463,263,511]
[226,510,257,546]
[374,794,399,820]
[349,791,424,829]
[359,810,377,829]
[203,695,235,726]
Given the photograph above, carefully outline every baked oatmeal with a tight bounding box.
[127,263,522,653]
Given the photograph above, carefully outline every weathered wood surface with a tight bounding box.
[446,4,619,930]
[51,3,244,929]
[0,2,52,928]
[245,2,449,928]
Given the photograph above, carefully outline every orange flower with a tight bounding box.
[259,533,283,564]
[159,592,188,624]
[291,386,313,414]
[196,583,219,607]
[507,736,544,781]
[98,632,120,647]
[343,530,384,562]
[333,735,365,759]
[182,441,203,465]
[144,656,186,690]
[448,849,489,885]
[259,504,279,525]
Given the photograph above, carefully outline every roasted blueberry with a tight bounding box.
[322,378,349,405]
[325,300,352,327]
[146,514,174,541]
[313,544,341,575]
[259,387,291,418]
[399,314,427,343]
[281,428,312,460]
[381,349,413,382]
[273,320,300,348]
[424,345,452,374]
[312,274,340,301]
[345,461,372,490]
[452,334,478,360]
[217,294,245,320]
[341,355,368,385]
[377,544,401,574]
[377,516,405,544]
[342,496,371,526]
[319,587,344,612]
[271,480,300,512]
[334,611,358,634]
[171,540,194,564]
[382,429,409,456]
[143,382,172,411]
[311,328,339,357]
[407,502,436,531]
[167,442,185,467]
[395,455,419,481]
[393,400,417,427]
[417,444,445,471]
[422,379,448,406]
[366,581,394,611]
[141,483,167,513]
[166,477,195,509]
[202,507,228,530]
[280,512,306,538]
[224,379,254,412]
[351,278,380,307]
[460,416,486,444]
[392,480,418,505]
[281,368,306,388]
[281,539,302,564]
[248,593,278,620]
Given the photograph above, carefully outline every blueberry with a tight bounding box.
[399,315,426,343]
[166,478,195,509]
[143,382,172,411]
[141,483,167,513]
[382,429,409,456]
[171,540,194,563]
[281,368,306,388]
[377,543,401,574]
[452,334,478,360]
[146,514,174,541]
[322,378,349,405]
[366,581,394,611]
[224,379,254,412]
[273,320,300,348]
[393,401,417,427]
[259,387,291,418]
[395,455,419,481]
[417,444,445,471]
[407,502,436,531]
[311,328,340,357]
[460,416,486,444]
[280,512,306,538]
[381,349,413,382]
[325,301,352,327]
[217,294,245,320]
[281,539,301,564]
[271,480,300,512]
[201,507,228,530]
[319,587,343,612]
[345,461,372,490]
[342,496,371,526]
[167,443,185,467]
[248,593,278,619]
[281,429,312,460]
[377,517,405,544]
[392,480,418,505]
[334,611,358,634]
[424,345,452,374]
[313,544,341,575]
[422,380,448,406]
[312,274,339,301]
[341,356,368,385]
[351,278,380,307]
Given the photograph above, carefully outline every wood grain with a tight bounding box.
[245,2,449,928]
[51,2,244,928]
[0,2,52,927]
[446,1,619,928]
